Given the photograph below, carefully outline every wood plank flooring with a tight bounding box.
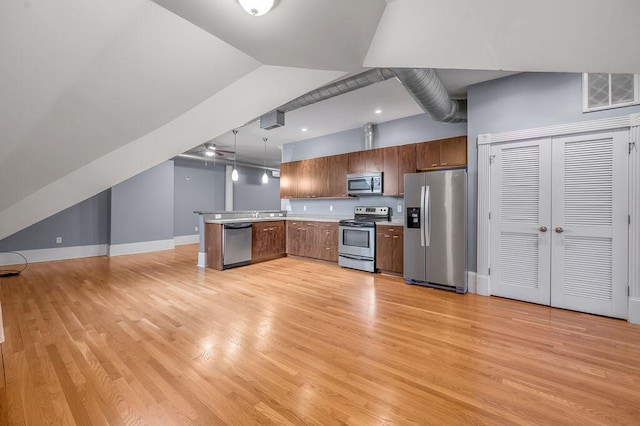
[1,244,639,425]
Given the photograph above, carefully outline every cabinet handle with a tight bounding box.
[393,235,399,239]
[441,162,448,165]
[388,228,394,231]
[430,163,438,167]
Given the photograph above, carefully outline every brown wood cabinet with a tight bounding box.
[416,136,467,170]
[326,154,348,197]
[252,221,285,263]
[316,222,338,262]
[382,144,417,196]
[382,146,398,196]
[280,154,349,199]
[376,225,403,275]
[280,136,464,199]
[348,148,384,174]
[279,161,298,199]
[286,220,338,262]
[205,223,223,270]
[397,143,416,196]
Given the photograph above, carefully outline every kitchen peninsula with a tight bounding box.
[197,210,403,273]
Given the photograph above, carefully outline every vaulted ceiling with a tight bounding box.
[1,0,638,240]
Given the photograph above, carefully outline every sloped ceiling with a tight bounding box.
[1,0,638,240]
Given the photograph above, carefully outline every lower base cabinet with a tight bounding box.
[376,225,403,274]
[252,221,285,262]
[286,221,338,262]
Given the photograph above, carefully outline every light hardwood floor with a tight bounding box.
[1,244,639,425]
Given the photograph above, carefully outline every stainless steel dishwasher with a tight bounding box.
[223,222,252,269]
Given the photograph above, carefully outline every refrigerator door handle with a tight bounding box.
[420,186,426,247]
[424,185,431,246]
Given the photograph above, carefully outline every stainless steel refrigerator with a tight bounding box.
[404,170,467,293]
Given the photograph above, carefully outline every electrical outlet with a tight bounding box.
[329,205,333,212]
[55,237,62,244]
[303,205,307,211]
[397,205,402,213]
[194,226,198,232]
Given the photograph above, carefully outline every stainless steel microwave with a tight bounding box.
[347,172,383,196]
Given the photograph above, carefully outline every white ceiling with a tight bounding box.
[195,68,520,168]
[1,0,638,240]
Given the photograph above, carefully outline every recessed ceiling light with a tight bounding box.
[302,128,308,132]
[375,109,382,114]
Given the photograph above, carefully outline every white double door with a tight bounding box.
[490,130,629,318]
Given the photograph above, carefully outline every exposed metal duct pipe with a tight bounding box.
[390,68,467,123]
[176,153,279,171]
[363,122,374,150]
[276,68,396,113]
[257,67,466,126]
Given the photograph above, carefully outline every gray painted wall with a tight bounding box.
[283,112,467,162]
[0,190,110,252]
[110,160,175,245]
[174,159,225,237]
[282,112,466,216]
[466,72,640,271]
[233,165,281,211]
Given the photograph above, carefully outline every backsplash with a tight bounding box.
[283,195,404,218]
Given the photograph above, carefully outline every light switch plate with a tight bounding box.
[215,214,222,219]
[55,237,62,244]
[397,205,402,213]
[329,205,333,211]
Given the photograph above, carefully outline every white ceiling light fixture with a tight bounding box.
[205,150,215,157]
[231,129,239,182]
[238,0,275,17]
[375,109,382,114]
[262,137,269,184]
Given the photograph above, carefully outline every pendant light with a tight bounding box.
[231,129,239,182]
[261,137,269,184]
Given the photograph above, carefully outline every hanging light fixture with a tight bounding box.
[262,137,269,184]
[238,0,275,16]
[231,129,239,182]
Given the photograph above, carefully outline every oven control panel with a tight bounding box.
[406,207,420,228]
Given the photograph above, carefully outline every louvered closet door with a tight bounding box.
[550,130,628,318]
[490,139,552,305]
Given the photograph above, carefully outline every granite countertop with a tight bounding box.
[204,215,404,225]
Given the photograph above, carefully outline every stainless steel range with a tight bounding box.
[338,206,391,272]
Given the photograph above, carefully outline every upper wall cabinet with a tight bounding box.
[279,161,298,199]
[280,154,349,199]
[280,136,464,199]
[416,136,467,171]
[348,148,384,174]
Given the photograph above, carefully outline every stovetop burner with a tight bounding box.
[339,206,391,227]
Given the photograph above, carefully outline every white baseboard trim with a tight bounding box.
[476,274,490,296]
[629,298,640,325]
[197,252,206,268]
[174,234,199,246]
[108,239,175,257]
[0,244,108,266]
[466,271,477,294]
